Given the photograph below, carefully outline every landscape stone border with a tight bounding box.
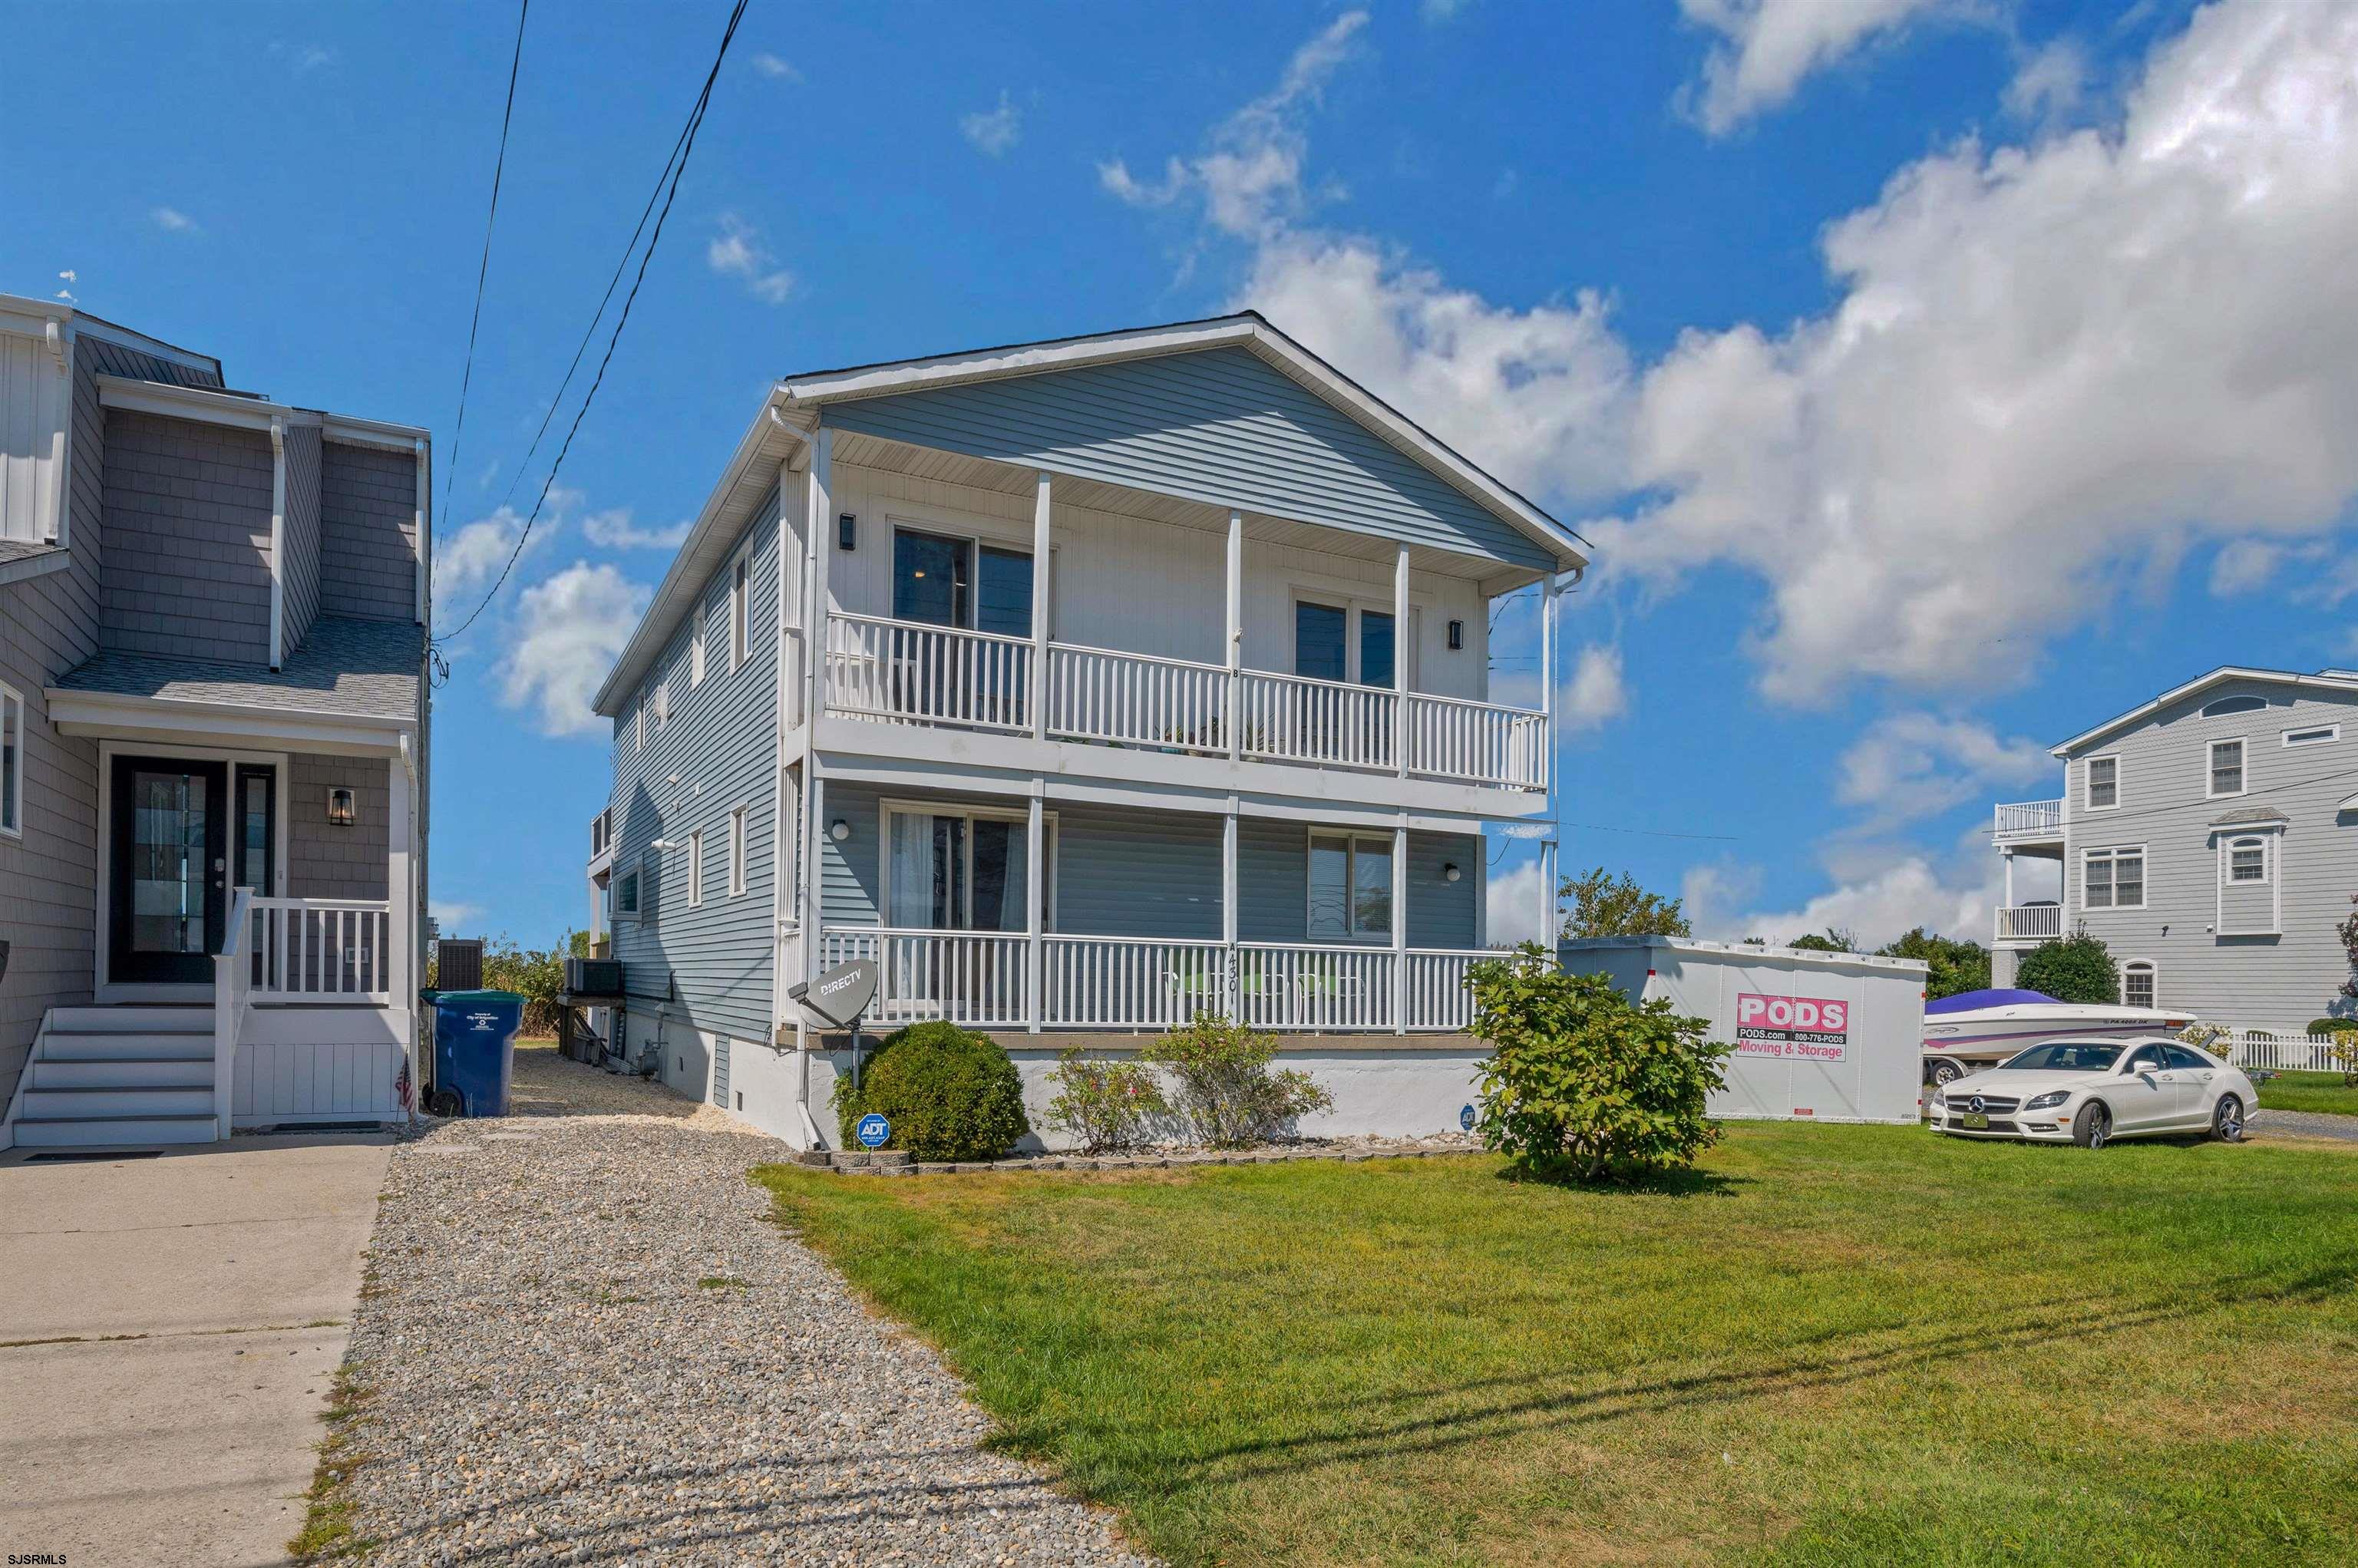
[792,1135,1485,1176]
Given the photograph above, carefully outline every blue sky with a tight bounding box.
[8,0,2356,950]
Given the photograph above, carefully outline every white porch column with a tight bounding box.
[1025,787,1044,1032]
[1392,820,1409,1033]
[802,763,825,988]
[2002,848,2016,909]
[1222,801,1240,1015]
[1392,543,1410,779]
[388,751,417,1123]
[1537,576,1562,947]
[804,427,833,728]
[1032,471,1052,741]
[1225,510,1243,761]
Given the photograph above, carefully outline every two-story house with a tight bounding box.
[1990,665,2358,1032]
[0,292,431,1148]
[584,314,1582,1148]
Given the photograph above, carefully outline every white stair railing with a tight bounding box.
[251,898,392,1003]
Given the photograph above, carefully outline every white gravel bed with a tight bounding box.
[332,1077,1156,1565]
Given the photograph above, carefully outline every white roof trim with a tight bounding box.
[97,374,289,431]
[776,313,1587,574]
[2053,666,2358,757]
[45,688,414,753]
[0,292,222,378]
[322,413,431,449]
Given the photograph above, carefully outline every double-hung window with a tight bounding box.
[2208,738,2245,797]
[687,830,705,909]
[692,605,708,686]
[2228,837,2267,883]
[2122,961,2156,1009]
[2084,756,2118,810]
[1307,831,1393,942]
[730,555,751,672]
[617,865,642,921]
[2083,847,2145,910]
[728,806,748,896]
[0,681,21,839]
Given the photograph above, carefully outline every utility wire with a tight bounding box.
[437,0,531,554]
[432,0,751,649]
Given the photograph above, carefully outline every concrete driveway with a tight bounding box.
[0,1133,392,1567]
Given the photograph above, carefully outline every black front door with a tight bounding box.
[109,755,229,985]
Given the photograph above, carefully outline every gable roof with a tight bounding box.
[2053,665,2358,757]
[593,313,1587,717]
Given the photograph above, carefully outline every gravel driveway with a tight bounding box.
[2250,1107,2358,1143]
[329,1047,1154,1565]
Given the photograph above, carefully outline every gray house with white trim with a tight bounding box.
[1990,665,2358,1032]
[0,293,431,1147]
[583,314,1584,1147]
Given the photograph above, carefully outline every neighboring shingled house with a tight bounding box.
[0,292,431,1147]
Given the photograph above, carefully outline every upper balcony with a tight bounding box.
[1992,798,2065,846]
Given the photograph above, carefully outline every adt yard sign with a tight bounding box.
[856,1113,891,1150]
[1459,1103,1477,1131]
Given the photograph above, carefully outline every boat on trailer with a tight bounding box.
[1920,989,2198,1084]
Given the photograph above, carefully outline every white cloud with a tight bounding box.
[1559,643,1629,734]
[1100,10,1369,239]
[434,503,555,609]
[1422,0,1472,22]
[960,91,1023,157]
[751,51,801,82]
[269,41,338,74]
[428,900,482,932]
[1683,834,2013,949]
[1677,0,1959,134]
[2208,536,2330,596]
[150,206,198,234]
[582,508,692,550]
[2004,38,2089,125]
[1603,0,2358,701]
[1835,712,2051,828]
[1484,857,1547,947]
[706,213,794,305]
[497,563,650,738]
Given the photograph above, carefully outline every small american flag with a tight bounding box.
[395,1058,414,1112]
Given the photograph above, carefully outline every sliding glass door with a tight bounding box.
[890,529,1033,725]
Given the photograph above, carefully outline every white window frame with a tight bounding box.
[2082,845,2146,911]
[2206,736,2247,800]
[729,550,751,672]
[692,603,708,687]
[2282,724,2339,748]
[2213,825,2284,937]
[686,829,705,909]
[654,680,670,731]
[1306,827,1396,944]
[2121,959,2157,1010]
[2082,754,2119,812]
[1289,589,1421,690]
[728,804,748,897]
[634,704,645,753]
[877,798,1057,929]
[2226,836,2269,885]
[0,680,23,840]
[616,860,642,923]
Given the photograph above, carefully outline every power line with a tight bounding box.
[432,0,751,649]
[437,0,531,552]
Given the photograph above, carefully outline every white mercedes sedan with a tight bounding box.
[1927,1035,2255,1150]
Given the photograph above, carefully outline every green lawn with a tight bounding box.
[756,1125,2358,1566]
[2257,1071,2358,1117]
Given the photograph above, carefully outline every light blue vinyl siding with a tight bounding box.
[820,346,1555,571]
[609,488,780,1045]
[818,786,1477,949]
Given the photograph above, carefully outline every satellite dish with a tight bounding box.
[794,959,878,1029]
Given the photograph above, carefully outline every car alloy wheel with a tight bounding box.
[2073,1101,2111,1150]
[2213,1094,2245,1143]
[1930,1059,1964,1086]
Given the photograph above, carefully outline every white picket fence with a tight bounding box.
[2219,1031,2356,1073]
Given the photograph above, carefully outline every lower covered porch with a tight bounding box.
[798,777,1497,1037]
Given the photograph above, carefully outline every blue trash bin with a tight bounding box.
[422,989,525,1117]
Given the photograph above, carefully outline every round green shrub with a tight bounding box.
[2307,1017,2358,1035]
[2016,930,2119,1005]
[833,1021,1030,1161]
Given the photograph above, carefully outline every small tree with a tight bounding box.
[1786,927,1858,954]
[2016,926,2119,1004]
[1877,927,1992,1000]
[1468,944,1730,1183]
[1043,1051,1168,1154]
[1560,867,1693,939]
[1144,1015,1332,1147]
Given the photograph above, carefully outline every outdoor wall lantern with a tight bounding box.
[327,787,357,827]
[830,819,852,842]
[1447,619,1464,650]
[838,513,857,551]
[1442,863,1461,883]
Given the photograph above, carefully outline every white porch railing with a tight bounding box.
[824,611,1034,732]
[1045,643,1230,754]
[818,928,1492,1034]
[819,926,1030,1028]
[1404,693,1547,790]
[250,897,392,1002]
[1994,903,2064,942]
[1237,670,1397,771]
[2222,1032,2356,1073]
[1993,799,2064,837]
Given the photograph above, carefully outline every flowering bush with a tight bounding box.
[1144,1015,1333,1147]
[1044,1052,1168,1153]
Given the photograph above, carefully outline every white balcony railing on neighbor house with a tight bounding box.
[824,612,1036,734]
[1993,799,2065,837]
[1993,903,2065,943]
[814,612,1549,792]
[818,926,1491,1033]
[250,897,394,1003]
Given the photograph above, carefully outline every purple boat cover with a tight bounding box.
[1924,988,2061,1015]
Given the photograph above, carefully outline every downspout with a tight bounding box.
[268,417,286,669]
[761,400,830,1149]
